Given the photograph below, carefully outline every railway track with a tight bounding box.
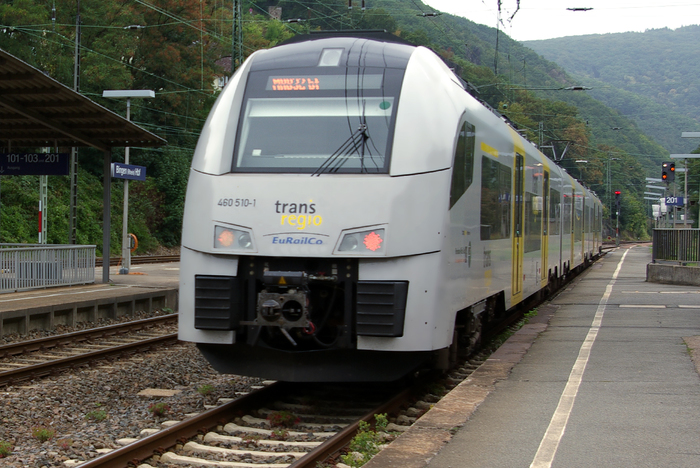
[96,255,180,267]
[0,314,178,387]
[74,370,468,468]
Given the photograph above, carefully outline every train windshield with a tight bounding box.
[233,67,404,174]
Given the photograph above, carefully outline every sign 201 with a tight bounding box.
[665,196,684,206]
[218,198,256,208]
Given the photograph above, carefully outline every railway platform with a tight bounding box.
[0,262,179,337]
[367,245,700,468]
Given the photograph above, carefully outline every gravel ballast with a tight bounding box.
[0,338,262,467]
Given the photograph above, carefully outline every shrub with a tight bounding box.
[266,410,300,428]
[197,384,215,396]
[57,439,73,450]
[270,428,288,440]
[31,427,56,442]
[147,402,170,417]
[0,440,12,458]
[340,414,390,468]
[85,409,108,421]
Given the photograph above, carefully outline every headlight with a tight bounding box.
[337,229,385,255]
[214,225,255,251]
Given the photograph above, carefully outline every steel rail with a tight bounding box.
[288,385,417,468]
[77,378,425,468]
[96,255,179,267]
[77,381,292,468]
[0,314,177,359]
[0,333,179,387]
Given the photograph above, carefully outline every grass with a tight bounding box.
[340,414,390,468]
[0,440,12,458]
[85,409,108,421]
[31,426,56,442]
[147,402,170,417]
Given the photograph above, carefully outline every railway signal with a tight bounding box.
[661,161,675,183]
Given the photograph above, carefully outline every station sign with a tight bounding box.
[664,196,684,206]
[111,162,147,181]
[0,153,69,175]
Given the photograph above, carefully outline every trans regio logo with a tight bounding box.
[275,200,322,231]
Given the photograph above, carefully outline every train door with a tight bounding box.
[541,170,550,287]
[512,153,524,302]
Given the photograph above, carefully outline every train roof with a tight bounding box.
[252,31,416,71]
[279,30,417,47]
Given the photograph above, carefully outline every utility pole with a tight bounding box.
[69,0,81,244]
[232,0,242,76]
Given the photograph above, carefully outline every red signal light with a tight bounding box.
[363,231,383,251]
[614,191,621,195]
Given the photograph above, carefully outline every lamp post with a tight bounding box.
[102,90,155,274]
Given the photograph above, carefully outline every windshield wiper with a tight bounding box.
[311,123,368,177]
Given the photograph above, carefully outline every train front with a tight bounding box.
[179,34,460,382]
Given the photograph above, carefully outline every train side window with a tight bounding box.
[574,191,582,240]
[480,156,511,240]
[449,121,475,208]
[550,188,561,236]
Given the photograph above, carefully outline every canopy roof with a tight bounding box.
[0,48,166,152]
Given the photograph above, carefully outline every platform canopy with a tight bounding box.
[0,48,166,151]
[0,48,167,284]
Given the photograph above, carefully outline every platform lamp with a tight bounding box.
[102,90,155,274]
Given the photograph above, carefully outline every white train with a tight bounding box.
[178,32,603,382]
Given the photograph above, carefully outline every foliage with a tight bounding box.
[197,384,215,396]
[525,26,700,154]
[57,438,74,450]
[374,413,389,431]
[147,402,171,417]
[85,409,108,421]
[340,414,390,468]
[0,0,681,244]
[267,410,301,428]
[271,428,289,440]
[31,426,56,442]
[0,440,11,458]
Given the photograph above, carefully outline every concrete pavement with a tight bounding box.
[368,245,700,468]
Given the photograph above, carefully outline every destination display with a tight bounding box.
[266,74,383,91]
[0,153,69,175]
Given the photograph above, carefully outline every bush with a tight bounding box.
[266,410,300,428]
[147,402,170,417]
[0,440,12,458]
[85,409,108,421]
[31,426,55,442]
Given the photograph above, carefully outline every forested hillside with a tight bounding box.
[524,26,700,154]
[0,0,691,251]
